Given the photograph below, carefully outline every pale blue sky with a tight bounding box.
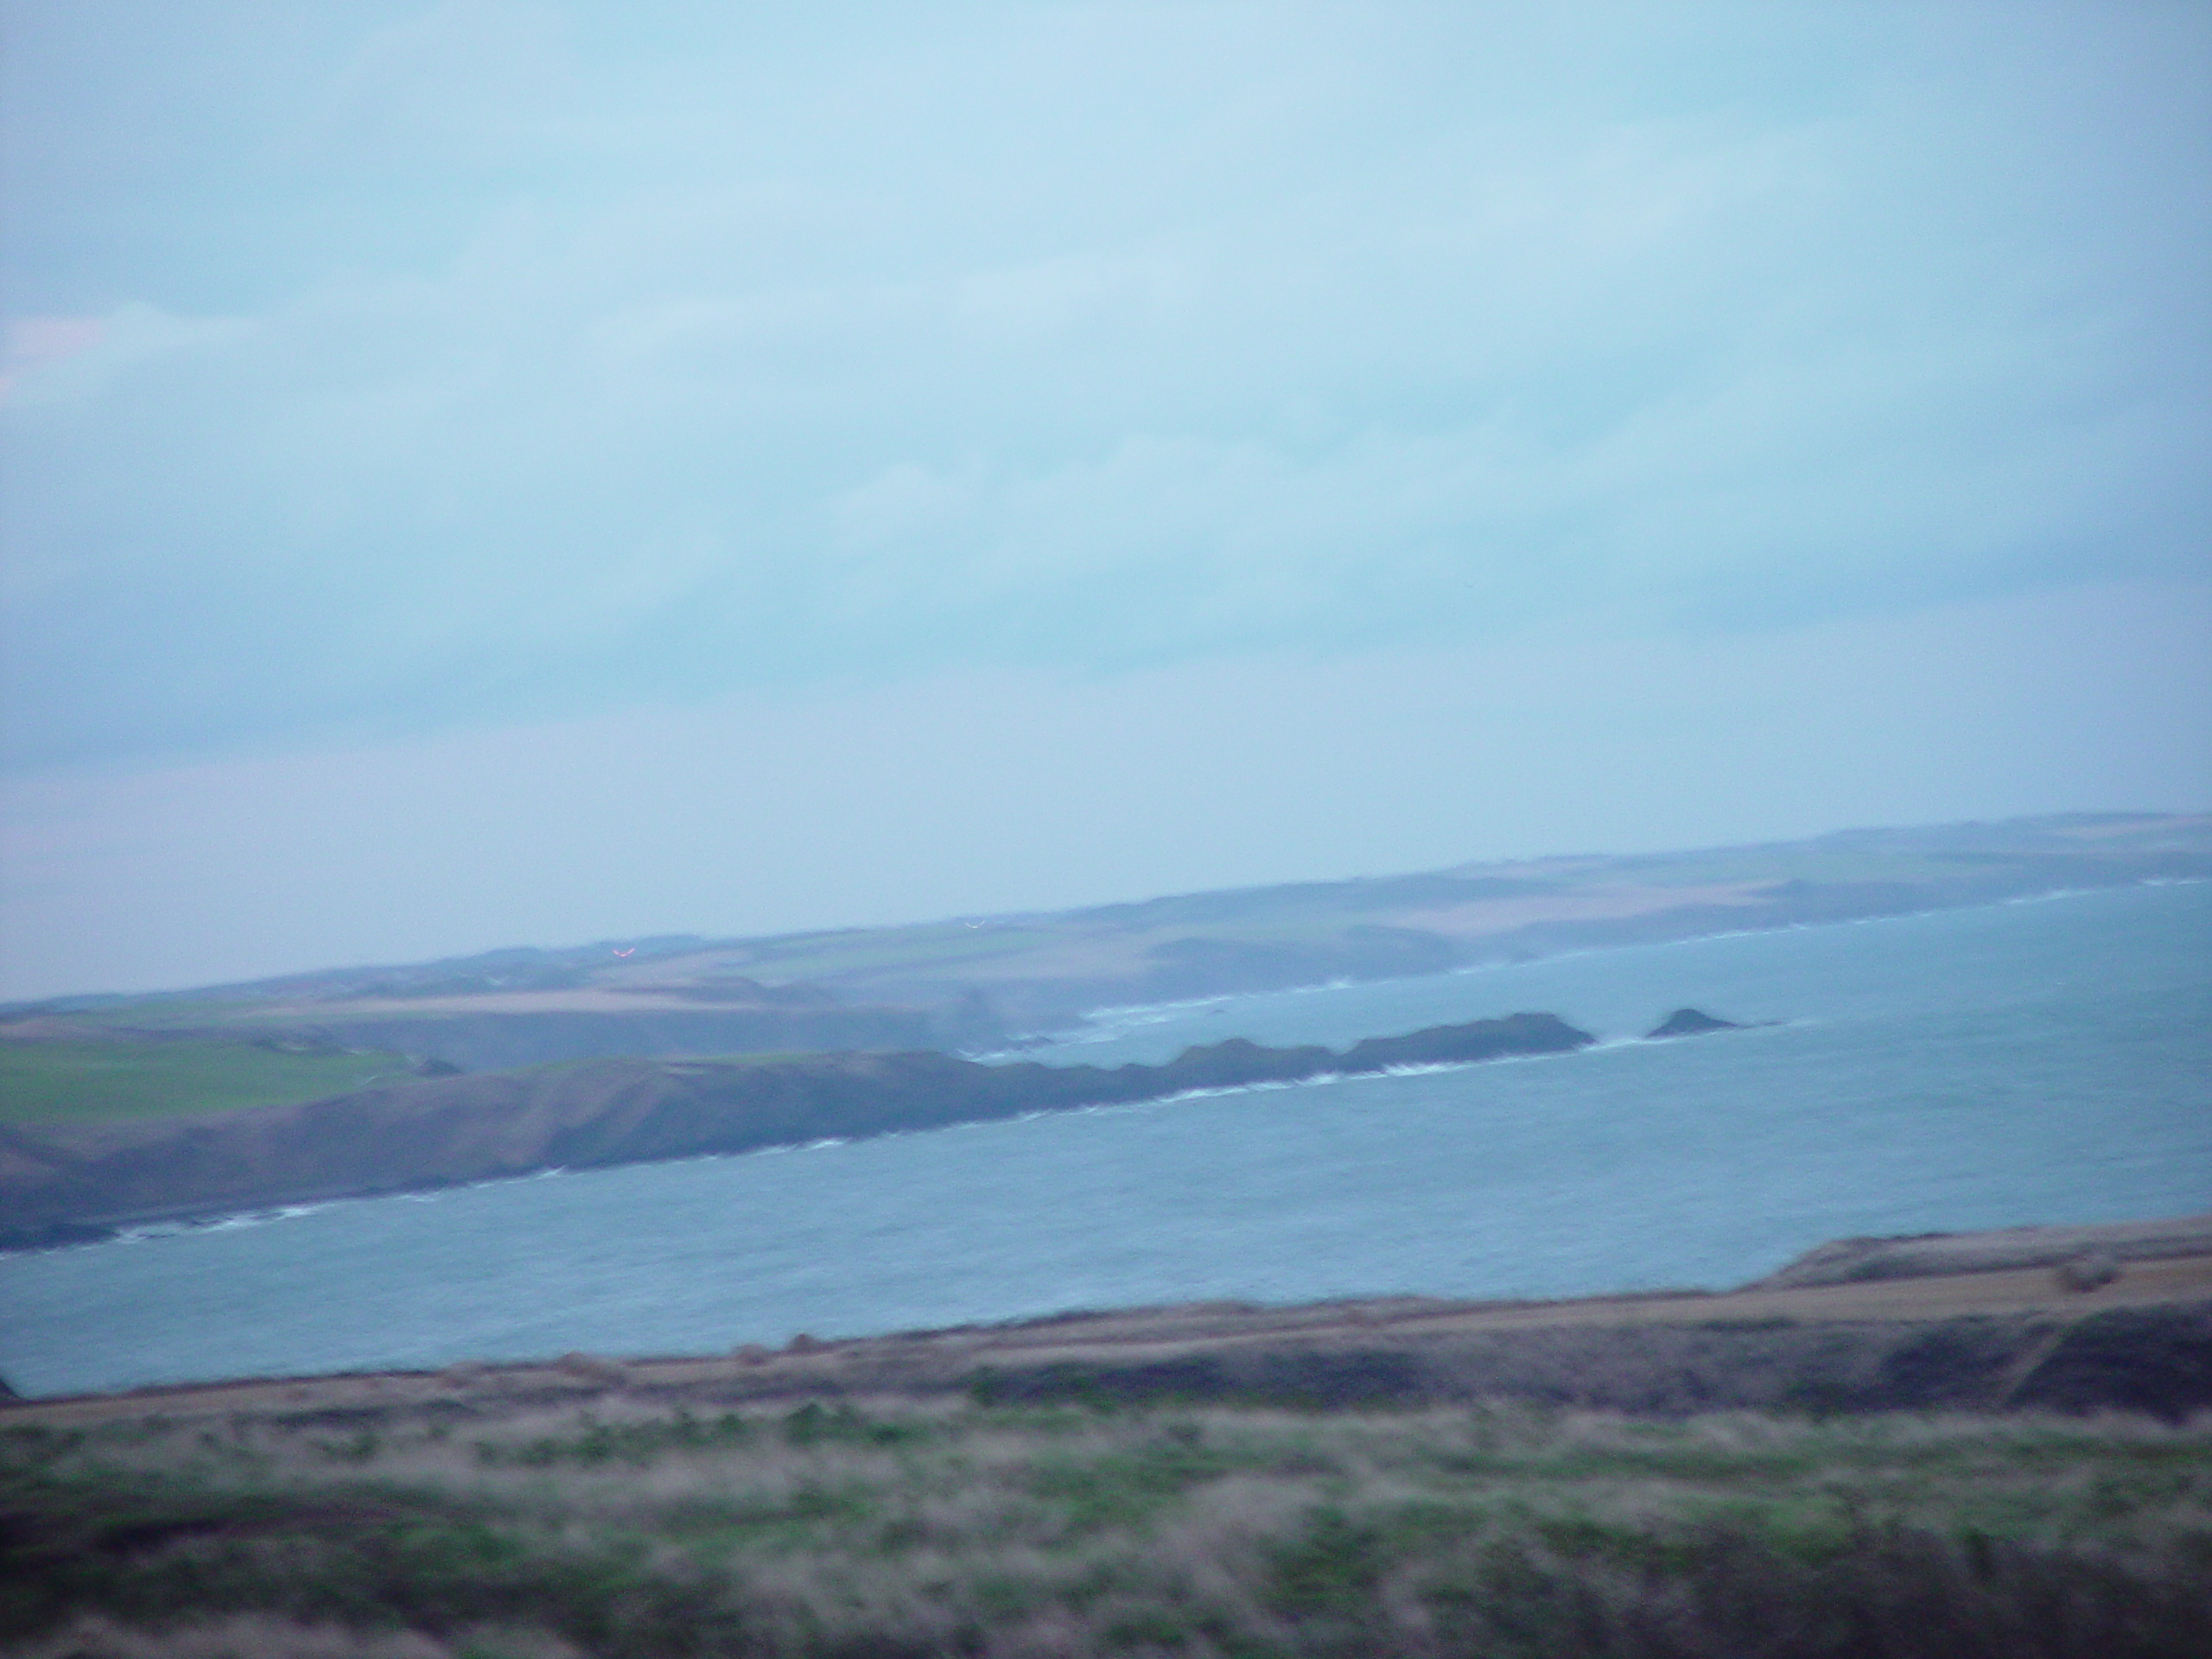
[3,2,2208,999]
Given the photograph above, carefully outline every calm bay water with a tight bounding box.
[3,882,2207,1398]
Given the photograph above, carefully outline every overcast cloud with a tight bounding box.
[3,2,2208,997]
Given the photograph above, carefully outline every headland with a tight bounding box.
[0,1014,1592,1249]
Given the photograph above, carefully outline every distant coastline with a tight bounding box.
[7,814,2206,1065]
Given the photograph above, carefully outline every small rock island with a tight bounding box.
[1645,1007,1747,1039]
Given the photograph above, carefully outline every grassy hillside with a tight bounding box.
[0,1041,410,1126]
[4,1395,2207,1657]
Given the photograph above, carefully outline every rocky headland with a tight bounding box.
[0,1013,1592,1249]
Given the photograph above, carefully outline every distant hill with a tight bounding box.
[4,812,2206,1072]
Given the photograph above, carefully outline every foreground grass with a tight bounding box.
[3,1397,2208,1657]
[0,1043,410,1126]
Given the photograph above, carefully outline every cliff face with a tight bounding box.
[1132,926,1460,1002]
[0,1014,1592,1245]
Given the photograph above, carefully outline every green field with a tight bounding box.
[0,1041,411,1126]
[733,921,1076,982]
[4,1397,2207,1656]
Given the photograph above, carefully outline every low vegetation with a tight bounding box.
[4,1395,2207,1656]
[0,1042,411,1127]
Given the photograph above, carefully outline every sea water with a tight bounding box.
[2,882,2206,1398]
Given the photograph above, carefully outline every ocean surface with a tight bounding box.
[3,882,2207,1399]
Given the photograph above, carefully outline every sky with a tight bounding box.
[3,1,2209,1001]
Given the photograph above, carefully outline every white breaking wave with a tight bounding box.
[112,1203,329,1247]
